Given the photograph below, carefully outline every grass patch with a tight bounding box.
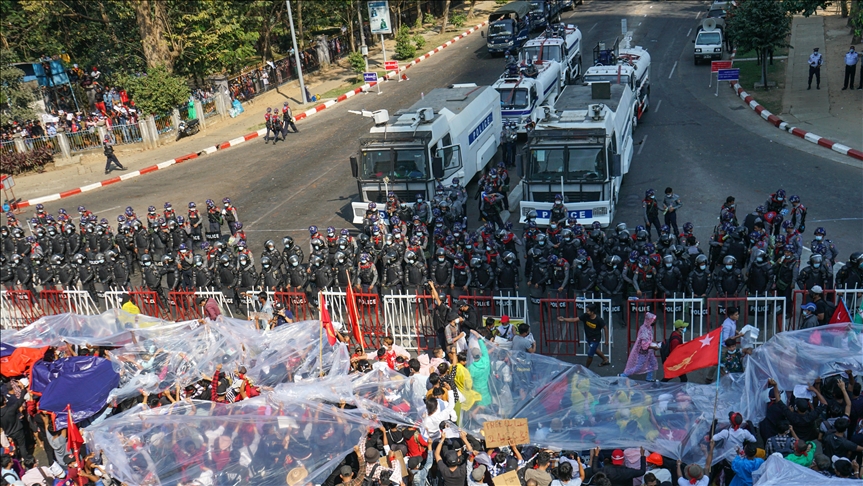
[735,57,786,114]
[734,46,789,59]
[318,72,387,100]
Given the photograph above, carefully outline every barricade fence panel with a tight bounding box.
[707,294,785,347]
[790,287,863,330]
[538,297,613,359]
[65,130,102,152]
[24,136,61,155]
[109,122,143,145]
[1,289,43,330]
[625,294,709,349]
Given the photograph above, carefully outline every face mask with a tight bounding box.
[550,224,557,230]
[665,263,672,268]
[726,265,733,270]
[804,310,811,316]
[438,257,445,262]
[813,263,821,268]
[815,236,823,241]
[756,257,763,263]
[638,263,644,269]
[577,264,583,268]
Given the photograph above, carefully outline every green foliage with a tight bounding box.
[0,50,36,125]
[394,26,417,60]
[118,66,190,115]
[413,34,426,50]
[495,0,509,5]
[0,146,53,175]
[851,2,863,40]
[727,0,791,86]
[423,12,436,25]
[348,50,366,74]
[414,17,423,31]
[781,0,831,17]
[451,13,467,28]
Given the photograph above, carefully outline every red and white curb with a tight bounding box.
[15,22,489,210]
[725,49,863,162]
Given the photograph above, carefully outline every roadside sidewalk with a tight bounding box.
[782,13,862,151]
[11,1,500,207]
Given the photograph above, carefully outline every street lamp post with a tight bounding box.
[286,0,308,104]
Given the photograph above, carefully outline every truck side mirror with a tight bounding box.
[350,156,358,178]
[432,157,444,179]
[516,153,524,178]
[610,154,622,177]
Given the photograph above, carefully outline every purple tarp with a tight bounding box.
[35,356,120,429]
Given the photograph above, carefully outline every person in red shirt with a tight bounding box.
[660,320,689,382]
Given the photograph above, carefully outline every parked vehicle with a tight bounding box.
[483,1,533,55]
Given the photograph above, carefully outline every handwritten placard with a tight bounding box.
[482,418,529,448]
[494,470,522,486]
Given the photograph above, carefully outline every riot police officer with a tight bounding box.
[108,249,130,289]
[380,250,404,295]
[657,254,683,298]
[469,255,496,294]
[191,254,213,289]
[141,254,169,309]
[797,253,831,291]
[713,255,745,298]
[496,251,520,294]
[836,252,863,289]
[746,248,774,294]
[429,248,453,289]
[597,255,624,312]
[73,253,97,301]
[354,253,378,293]
[309,254,335,299]
[333,251,354,290]
[258,256,284,290]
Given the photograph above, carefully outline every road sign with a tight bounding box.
[363,72,379,83]
[711,60,733,73]
[368,1,392,34]
[717,68,740,81]
[384,61,399,71]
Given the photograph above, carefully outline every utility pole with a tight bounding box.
[357,0,368,72]
[286,0,308,104]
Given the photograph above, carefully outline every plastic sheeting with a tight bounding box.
[2,310,169,348]
[85,396,382,486]
[35,356,120,428]
[752,454,861,485]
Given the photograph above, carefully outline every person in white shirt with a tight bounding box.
[808,47,823,90]
[843,45,859,90]
[676,462,709,486]
[422,389,456,441]
[644,452,672,484]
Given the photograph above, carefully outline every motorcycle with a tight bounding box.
[176,118,201,141]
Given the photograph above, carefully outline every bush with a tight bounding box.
[117,66,189,116]
[451,13,467,29]
[348,51,366,74]
[0,146,53,175]
[395,26,417,60]
[495,0,508,5]
[413,34,426,50]
[423,13,435,25]
[414,17,423,31]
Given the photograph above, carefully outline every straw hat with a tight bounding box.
[286,466,308,486]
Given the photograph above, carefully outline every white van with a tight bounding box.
[693,27,723,64]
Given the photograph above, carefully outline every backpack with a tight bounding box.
[362,464,385,486]
[660,331,681,361]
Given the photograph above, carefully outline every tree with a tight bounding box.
[440,0,451,34]
[782,0,831,17]
[0,49,35,124]
[134,0,179,72]
[117,66,188,115]
[727,0,791,88]
[851,0,863,42]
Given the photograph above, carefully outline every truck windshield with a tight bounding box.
[498,88,529,109]
[523,45,562,63]
[527,146,607,181]
[489,21,514,37]
[529,1,545,13]
[361,147,428,180]
[584,74,631,84]
[696,32,721,45]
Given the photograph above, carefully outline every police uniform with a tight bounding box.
[843,47,858,90]
[282,104,299,134]
[807,48,822,89]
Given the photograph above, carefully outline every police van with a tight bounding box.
[517,80,636,228]
[582,38,651,126]
[349,85,502,223]
[521,23,583,88]
[483,1,532,55]
[493,59,562,133]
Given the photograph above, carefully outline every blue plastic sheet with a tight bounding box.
[37,356,120,429]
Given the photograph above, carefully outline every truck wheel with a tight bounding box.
[693,57,699,65]
[565,70,571,86]
[643,94,649,114]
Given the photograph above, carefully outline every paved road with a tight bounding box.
[36,1,862,373]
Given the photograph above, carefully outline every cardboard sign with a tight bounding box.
[482,418,529,448]
[494,470,522,486]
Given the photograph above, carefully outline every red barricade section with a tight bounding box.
[127,287,164,318]
[2,289,44,329]
[167,291,202,321]
[273,291,313,322]
[355,292,385,351]
[39,289,72,315]
[538,298,580,356]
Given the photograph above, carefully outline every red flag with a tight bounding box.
[320,294,338,346]
[663,327,722,379]
[66,406,84,464]
[829,299,852,324]
[345,283,363,346]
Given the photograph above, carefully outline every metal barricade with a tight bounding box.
[0,289,43,330]
[202,99,218,119]
[837,287,863,320]
[460,294,495,314]
[272,290,314,321]
[790,287,863,330]
[65,130,102,152]
[383,292,435,351]
[38,289,100,316]
[168,290,202,321]
[0,140,17,155]
[103,287,163,318]
[706,294,785,347]
[625,294,708,348]
[154,114,174,135]
[493,292,531,325]
[538,296,613,359]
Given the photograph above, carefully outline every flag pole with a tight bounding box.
[319,291,325,377]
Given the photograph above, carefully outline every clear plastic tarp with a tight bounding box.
[753,454,862,485]
[85,396,382,486]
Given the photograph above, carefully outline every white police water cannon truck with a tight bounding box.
[521,23,583,88]
[349,85,502,224]
[582,36,651,126]
[493,57,562,134]
[517,79,636,228]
